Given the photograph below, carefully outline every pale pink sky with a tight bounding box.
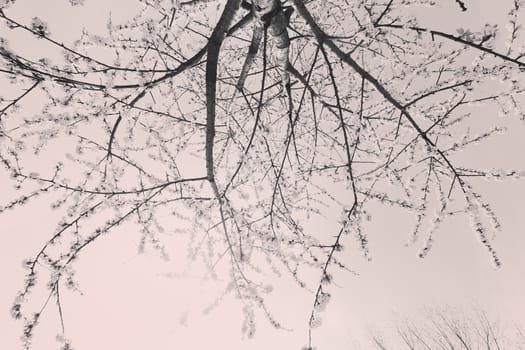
[1,1,525,349]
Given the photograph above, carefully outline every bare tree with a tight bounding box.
[370,307,525,350]
[1,0,524,348]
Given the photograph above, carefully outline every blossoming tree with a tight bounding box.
[1,0,524,348]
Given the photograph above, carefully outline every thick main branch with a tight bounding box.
[206,0,243,182]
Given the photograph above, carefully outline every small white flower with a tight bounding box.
[30,17,50,37]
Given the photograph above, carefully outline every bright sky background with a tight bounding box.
[1,1,525,349]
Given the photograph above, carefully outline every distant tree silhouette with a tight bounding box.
[370,307,525,350]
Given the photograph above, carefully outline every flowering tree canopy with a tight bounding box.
[1,0,524,348]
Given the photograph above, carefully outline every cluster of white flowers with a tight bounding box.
[30,17,50,37]
[67,0,84,6]
[0,0,16,9]
[314,289,331,313]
